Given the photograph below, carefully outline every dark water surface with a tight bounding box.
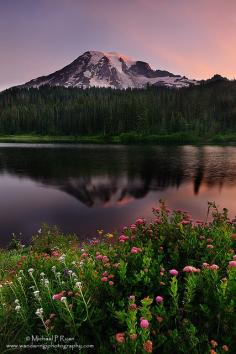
[0,143,236,246]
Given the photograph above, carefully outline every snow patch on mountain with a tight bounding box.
[18,50,199,90]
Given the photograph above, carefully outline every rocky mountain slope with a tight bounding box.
[19,50,199,89]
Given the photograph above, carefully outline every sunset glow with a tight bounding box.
[0,0,236,91]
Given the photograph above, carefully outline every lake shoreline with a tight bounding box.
[0,133,236,145]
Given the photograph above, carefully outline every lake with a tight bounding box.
[0,143,236,247]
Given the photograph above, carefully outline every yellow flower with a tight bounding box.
[105,233,113,239]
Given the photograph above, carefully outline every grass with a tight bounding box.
[0,202,236,353]
[0,132,236,145]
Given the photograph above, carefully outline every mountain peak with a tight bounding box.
[19,50,199,90]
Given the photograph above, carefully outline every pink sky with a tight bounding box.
[0,0,236,90]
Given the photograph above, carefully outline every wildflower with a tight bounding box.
[15,305,21,312]
[119,235,129,243]
[40,272,45,277]
[115,332,125,343]
[59,254,66,262]
[101,277,108,282]
[75,282,82,288]
[222,345,229,352]
[209,264,219,270]
[102,256,109,263]
[15,299,20,304]
[143,340,153,353]
[52,293,64,301]
[43,279,50,287]
[228,261,236,268]
[129,295,135,302]
[156,296,164,303]
[51,250,60,257]
[131,247,142,254]
[33,290,40,299]
[135,218,145,225]
[130,333,137,341]
[207,244,214,249]
[140,319,149,329]
[202,262,209,268]
[233,255,236,260]
[109,281,114,286]
[35,308,43,317]
[169,269,178,276]
[28,268,34,274]
[106,233,113,239]
[129,303,137,310]
[81,253,88,257]
[96,255,103,260]
[183,266,200,273]
[210,340,218,348]
[60,297,67,303]
[51,266,56,273]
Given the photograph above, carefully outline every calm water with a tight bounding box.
[0,143,236,246]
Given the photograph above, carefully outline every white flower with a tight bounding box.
[35,308,43,317]
[51,266,56,272]
[17,277,22,281]
[44,279,50,286]
[40,272,45,277]
[59,254,66,262]
[56,272,61,278]
[72,272,77,278]
[28,268,34,274]
[33,290,40,298]
[19,270,24,274]
[60,297,67,303]
[71,261,76,266]
[75,282,82,288]
[15,299,20,304]
[15,305,21,312]
[81,249,85,252]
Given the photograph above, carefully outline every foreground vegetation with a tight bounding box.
[0,202,236,353]
[1,78,236,142]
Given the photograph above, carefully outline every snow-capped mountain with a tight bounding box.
[20,50,199,89]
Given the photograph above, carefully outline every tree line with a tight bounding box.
[0,78,236,136]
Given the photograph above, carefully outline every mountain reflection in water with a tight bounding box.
[0,144,235,246]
